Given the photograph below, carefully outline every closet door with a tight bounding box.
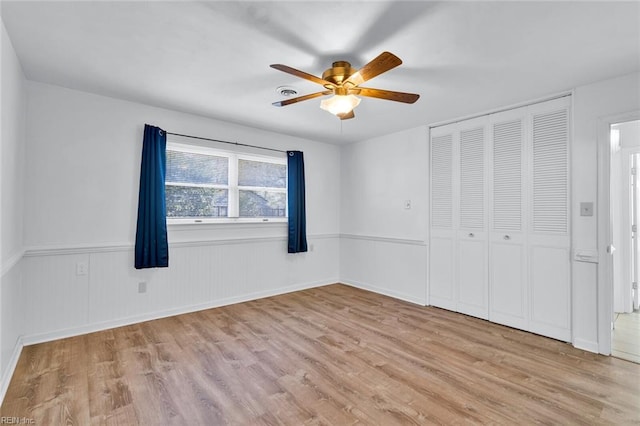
[527,98,571,341]
[489,112,528,329]
[457,121,488,319]
[430,127,457,311]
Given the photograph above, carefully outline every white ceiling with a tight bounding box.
[2,1,639,144]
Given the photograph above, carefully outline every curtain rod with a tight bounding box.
[165,131,287,154]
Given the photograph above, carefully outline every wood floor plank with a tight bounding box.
[2,284,639,425]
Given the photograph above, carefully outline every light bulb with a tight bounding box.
[320,95,361,116]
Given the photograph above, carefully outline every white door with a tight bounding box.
[489,114,528,330]
[429,97,572,342]
[527,100,571,342]
[457,123,489,319]
[430,130,457,310]
[612,126,640,314]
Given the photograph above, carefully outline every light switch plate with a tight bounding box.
[76,262,88,276]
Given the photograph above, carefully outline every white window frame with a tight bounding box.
[166,141,287,225]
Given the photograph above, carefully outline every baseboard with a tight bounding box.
[22,278,338,346]
[573,338,599,354]
[0,337,24,405]
[342,279,427,306]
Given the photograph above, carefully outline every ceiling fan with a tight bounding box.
[270,51,420,120]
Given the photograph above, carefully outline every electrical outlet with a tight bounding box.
[580,202,594,216]
[138,282,147,293]
[76,262,88,276]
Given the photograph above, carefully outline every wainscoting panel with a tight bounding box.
[340,235,427,305]
[529,244,572,341]
[1,257,24,400]
[22,235,339,344]
[23,253,90,338]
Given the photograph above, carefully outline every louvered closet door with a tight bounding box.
[527,97,571,341]
[457,121,488,319]
[489,112,528,330]
[429,127,457,311]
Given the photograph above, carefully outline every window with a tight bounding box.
[165,143,287,223]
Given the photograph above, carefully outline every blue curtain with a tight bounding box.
[135,124,169,269]
[287,151,308,253]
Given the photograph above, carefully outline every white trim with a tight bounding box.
[597,110,640,355]
[0,337,23,405]
[425,125,432,306]
[429,91,572,129]
[168,219,288,228]
[573,338,599,354]
[340,233,427,246]
[21,279,338,346]
[616,146,640,313]
[167,142,287,165]
[23,234,340,257]
[342,279,427,306]
[24,242,133,256]
[1,249,24,276]
[167,216,288,225]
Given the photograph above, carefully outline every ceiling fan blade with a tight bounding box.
[338,110,355,120]
[272,91,332,107]
[270,64,335,88]
[343,51,403,87]
[353,87,420,104]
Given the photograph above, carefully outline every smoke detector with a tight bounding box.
[276,86,298,97]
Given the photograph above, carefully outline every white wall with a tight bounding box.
[22,81,341,342]
[25,82,340,247]
[339,126,429,304]
[0,19,27,398]
[572,72,640,351]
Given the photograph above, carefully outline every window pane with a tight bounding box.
[166,186,228,217]
[166,150,228,185]
[239,190,286,217]
[238,159,286,188]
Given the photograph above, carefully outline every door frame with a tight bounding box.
[597,110,640,355]
[618,146,640,313]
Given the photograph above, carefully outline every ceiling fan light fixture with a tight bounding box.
[320,94,361,116]
[270,52,418,116]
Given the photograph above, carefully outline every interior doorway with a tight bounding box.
[610,119,640,363]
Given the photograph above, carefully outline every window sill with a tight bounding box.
[168,217,287,227]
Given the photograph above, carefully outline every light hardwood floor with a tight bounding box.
[613,310,640,364]
[2,284,639,425]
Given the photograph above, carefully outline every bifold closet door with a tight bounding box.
[430,130,457,311]
[489,115,528,330]
[527,101,571,341]
[429,121,488,319]
[457,124,488,319]
[429,96,571,342]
